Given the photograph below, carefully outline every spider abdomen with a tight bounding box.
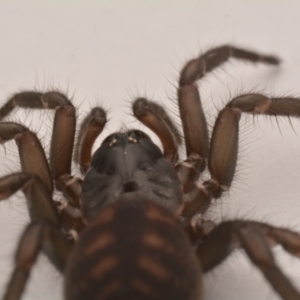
[65,200,202,300]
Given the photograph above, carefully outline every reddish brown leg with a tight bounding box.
[204,94,300,198]
[0,92,84,209]
[181,106,241,219]
[175,47,280,218]
[74,107,107,174]
[0,173,60,226]
[0,92,102,227]
[195,220,300,300]
[204,107,241,197]
[132,97,182,164]
[183,94,300,218]
[0,121,83,224]
[3,221,73,300]
[178,45,279,158]
[226,93,300,117]
[0,91,76,184]
[0,171,85,239]
[177,46,279,190]
[60,106,107,226]
[0,121,85,232]
[0,122,53,193]
[178,46,279,159]
[0,91,109,182]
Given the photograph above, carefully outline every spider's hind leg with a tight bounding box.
[195,220,300,300]
[2,221,73,300]
[182,94,300,220]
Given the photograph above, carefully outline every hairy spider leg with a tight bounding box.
[2,221,72,300]
[196,220,300,300]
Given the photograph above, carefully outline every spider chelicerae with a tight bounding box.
[0,45,300,300]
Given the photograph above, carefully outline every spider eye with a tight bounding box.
[130,130,151,141]
[101,133,116,145]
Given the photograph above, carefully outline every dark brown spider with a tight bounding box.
[0,45,300,300]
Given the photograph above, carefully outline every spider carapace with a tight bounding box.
[1,45,300,300]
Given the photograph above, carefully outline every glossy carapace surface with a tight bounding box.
[81,130,183,221]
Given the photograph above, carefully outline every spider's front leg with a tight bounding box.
[203,93,300,200]
[181,93,300,223]
[0,91,106,208]
[0,120,85,236]
[177,45,279,169]
[177,46,280,216]
[0,91,77,183]
[0,122,53,193]
[0,91,76,182]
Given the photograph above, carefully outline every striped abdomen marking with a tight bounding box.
[65,200,202,300]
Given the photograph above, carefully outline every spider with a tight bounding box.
[0,45,300,300]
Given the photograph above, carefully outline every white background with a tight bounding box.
[0,1,300,300]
